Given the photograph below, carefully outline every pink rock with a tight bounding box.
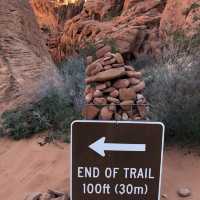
[93,97,107,105]
[85,68,126,83]
[125,65,135,71]
[84,85,92,95]
[114,53,124,64]
[96,46,112,59]
[120,100,134,111]
[100,107,113,120]
[90,64,104,76]
[119,88,136,101]
[103,58,116,66]
[109,103,117,112]
[107,96,120,104]
[104,65,112,70]
[126,71,142,79]
[93,90,103,97]
[103,87,116,93]
[85,93,93,103]
[83,105,100,120]
[112,63,124,68]
[113,79,130,89]
[103,56,113,61]
[86,62,103,76]
[96,83,107,90]
[129,77,141,85]
[132,81,145,92]
[110,89,119,98]
[24,192,42,200]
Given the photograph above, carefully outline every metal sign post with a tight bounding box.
[71,120,165,200]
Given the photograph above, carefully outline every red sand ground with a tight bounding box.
[0,138,200,200]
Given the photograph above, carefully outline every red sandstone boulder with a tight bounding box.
[85,68,126,83]
[96,45,112,59]
[83,105,100,120]
[132,81,145,92]
[107,96,120,104]
[120,100,134,111]
[129,78,141,85]
[110,90,119,98]
[114,53,124,64]
[119,88,136,101]
[86,62,103,76]
[100,107,113,120]
[93,97,107,105]
[113,79,130,89]
[93,90,103,97]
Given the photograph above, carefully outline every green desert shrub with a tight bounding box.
[103,38,119,53]
[165,29,200,57]
[79,38,119,59]
[182,2,200,16]
[144,56,200,144]
[79,41,97,59]
[1,56,85,141]
[128,54,155,70]
[58,56,85,112]
[0,126,4,138]
[103,0,124,21]
[133,28,200,145]
[1,90,79,140]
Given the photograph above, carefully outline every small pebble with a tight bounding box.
[161,193,168,199]
[177,187,191,197]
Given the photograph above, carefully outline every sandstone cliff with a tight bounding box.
[30,0,84,33]
[160,0,200,38]
[46,0,200,62]
[0,0,61,115]
[52,0,166,62]
[30,0,85,62]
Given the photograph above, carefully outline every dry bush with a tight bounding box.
[58,56,85,112]
[144,44,200,144]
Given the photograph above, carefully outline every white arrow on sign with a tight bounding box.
[89,137,146,157]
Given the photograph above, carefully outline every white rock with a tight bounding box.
[161,193,168,199]
[177,187,191,197]
[122,112,129,120]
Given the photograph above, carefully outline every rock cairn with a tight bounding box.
[83,52,148,120]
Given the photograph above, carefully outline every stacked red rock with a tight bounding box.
[83,52,148,121]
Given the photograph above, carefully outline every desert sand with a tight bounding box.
[0,137,200,200]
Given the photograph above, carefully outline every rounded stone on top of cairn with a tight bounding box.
[83,51,148,121]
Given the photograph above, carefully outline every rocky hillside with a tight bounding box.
[30,0,84,33]
[30,0,85,62]
[44,0,200,62]
[160,0,200,38]
[0,0,61,116]
[1,0,200,116]
[53,0,165,62]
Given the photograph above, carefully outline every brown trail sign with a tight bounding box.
[71,120,165,200]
